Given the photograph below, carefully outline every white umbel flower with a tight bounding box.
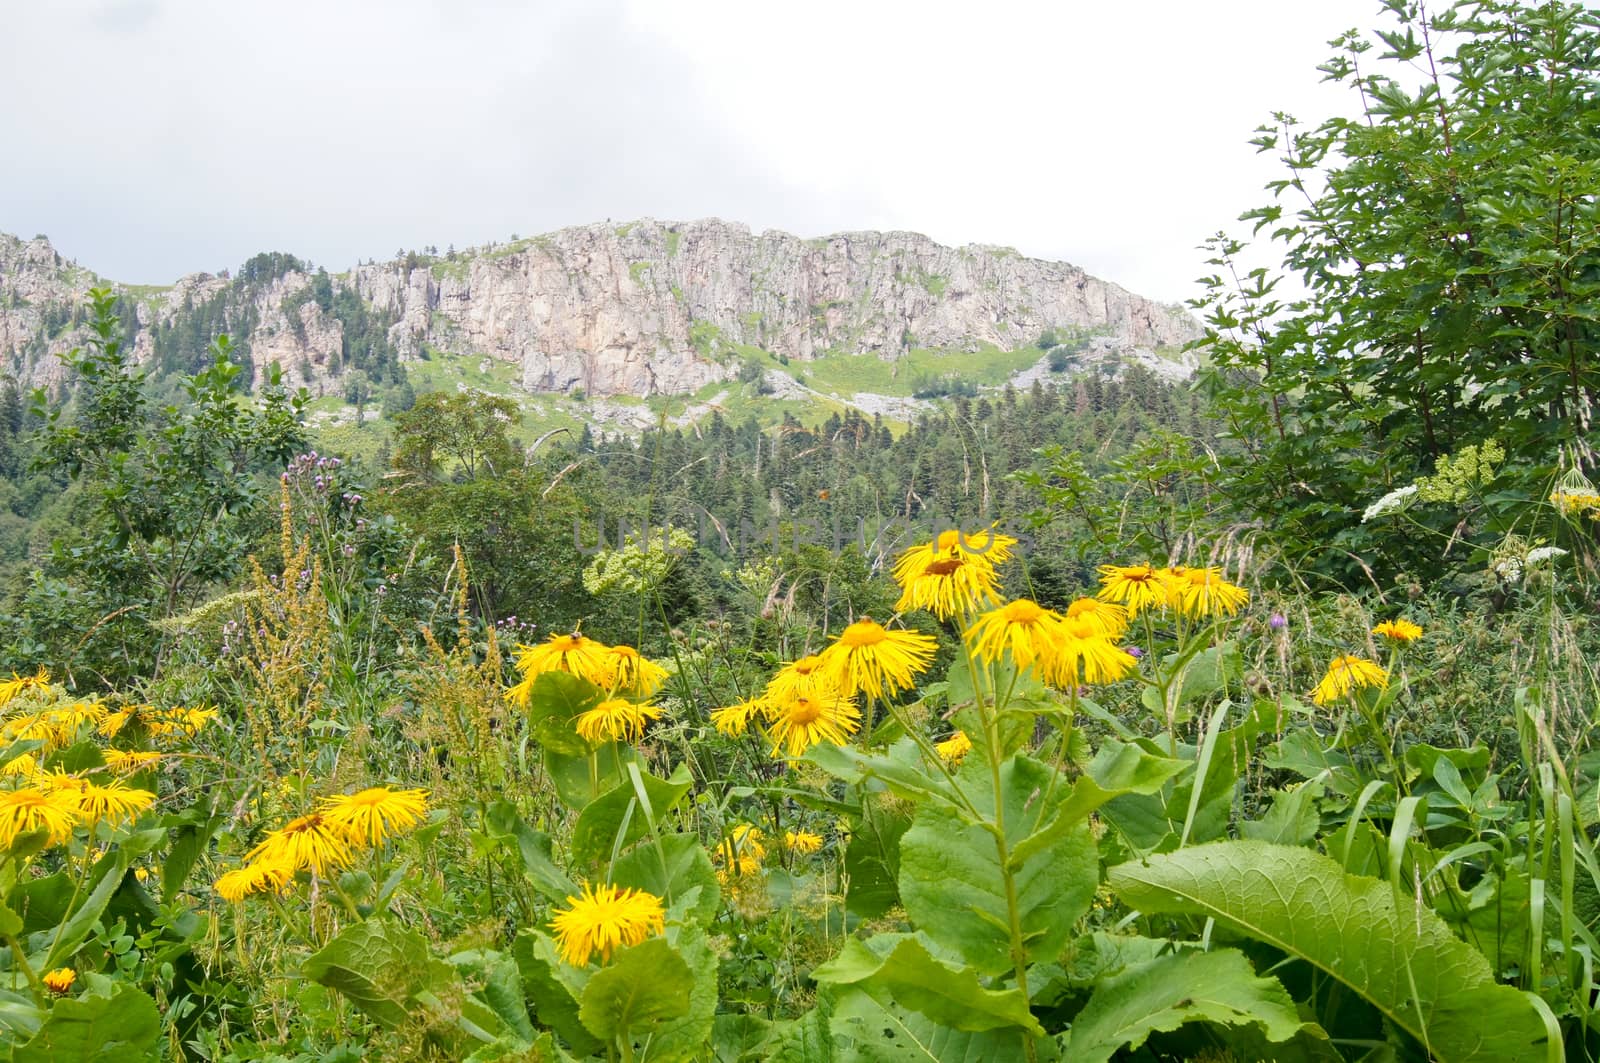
[1362,484,1419,523]
[1525,546,1568,568]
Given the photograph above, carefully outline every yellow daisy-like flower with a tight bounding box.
[148,707,220,738]
[1065,597,1130,639]
[890,527,1017,586]
[213,858,296,902]
[0,753,39,778]
[767,691,862,758]
[1552,489,1600,519]
[1096,563,1169,618]
[935,730,973,764]
[711,697,766,737]
[507,633,612,707]
[102,750,162,774]
[1312,655,1388,706]
[717,823,767,876]
[0,668,49,711]
[1372,619,1423,644]
[600,645,669,697]
[41,968,75,995]
[0,787,81,848]
[784,830,824,855]
[574,698,663,744]
[71,780,157,830]
[549,882,666,966]
[893,550,1002,621]
[318,787,430,848]
[97,705,140,738]
[1,713,68,752]
[821,619,936,700]
[1168,567,1251,619]
[246,813,355,876]
[1044,617,1138,687]
[967,599,1070,672]
[762,655,835,706]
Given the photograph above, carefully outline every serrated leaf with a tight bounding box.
[812,935,1042,1035]
[1060,947,1303,1062]
[1108,841,1551,1062]
[578,936,692,1041]
[304,920,456,1030]
[12,985,161,1062]
[510,930,602,1055]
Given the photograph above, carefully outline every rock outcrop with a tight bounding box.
[1,221,1201,397]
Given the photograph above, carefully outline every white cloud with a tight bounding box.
[2,0,1375,302]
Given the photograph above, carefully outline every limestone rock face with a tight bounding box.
[1,221,1202,398]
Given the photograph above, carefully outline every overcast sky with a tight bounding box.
[2,0,1381,304]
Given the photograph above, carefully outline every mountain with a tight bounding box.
[0,219,1201,407]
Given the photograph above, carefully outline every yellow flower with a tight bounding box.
[935,730,973,764]
[41,968,75,995]
[148,707,219,738]
[1,712,70,752]
[1065,597,1129,639]
[717,824,767,875]
[762,655,835,706]
[821,619,936,700]
[1312,655,1388,706]
[246,813,355,876]
[102,749,162,774]
[549,882,666,966]
[0,753,39,778]
[1044,617,1138,686]
[1372,619,1423,644]
[508,633,612,706]
[0,787,81,848]
[710,698,766,737]
[318,787,430,847]
[0,668,49,711]
[967,599,1070,672]
[1096,563,1168,618]
[1552,489,1600,518]
[783,829,824,855]
[1167,567,1250,619]
[767,691,861,758]
[97,705,140,738]
[574,698,663,744]
[892,549,1002,620]
[71,780,157,830]
[891,527,1017,587]
[214,858,296,902]
[601,645,669,697]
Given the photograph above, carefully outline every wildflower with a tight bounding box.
[148,707,220,738]
[1311,655,1388,706]
[1371,619,1423,644]
[97,705,142,738]
[41,968,75,995]
[892,549,1002,620]
[967,599,1070,672]
[574,698,663,744]
[0,787,81,848]
[763,655,835,705]
[1065,597,1129,639]
[213,858,296,902]
[1044,618,1139,687]
[717,824,767,876]
[1096,564,1168,618]
[600,645,669,697]
[319,787,429,847]
[783,830,823,855]
[821,619,936,700]
[507,633,612,704]
[711,698,766,737]
[935,730,973,764]
[890,527,1017,588]
[0,753,39,778]
[767,691,862,758]
[246,813,355,876]
[1269,613,1287,631]
[102,750,162,774]
[549,882,666,966]
[71,780,157,830]
[0,668,48,711]
[1,713,69,752]
[1362,484,1419,522]
[1526,546,1568,568]
[1167,567,1250,619]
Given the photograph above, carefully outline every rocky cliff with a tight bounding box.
[0,220,1201,398]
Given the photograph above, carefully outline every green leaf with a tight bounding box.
[12,985,161,1062]
[570,765,691,867]
[522,671,603,756]
[578,936,692,1041]
[544,742,638,810]
[812,935,1043,1035]
[713,1013,774,1062]
[611,833,720,927]
[1239,779,1324,846]
[843,799,911,919]
[898,754,1097,975]
[1140,641,1240,724]
[1108,841,1552,1062]
[304,920,457,1030]
[1059,947,1303,1062]
[447,948,535,1045]
[483,800,576,902]
[804,739,957,809]
[635,927,718,1063]
[827,988,1043,1062]
[510,930,602,1056]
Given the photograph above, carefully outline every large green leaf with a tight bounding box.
[510,930,602,1056]
[897,754,1097,975]
[521,671,603,756]
[842,798,911,919]
[1108,841,1553,1062]
[570,765,692,867]
[804,739,958,809]
[610,833,720,926]
[483,800,576,902]
[12,985,161,1062]
[812,935,1043,1035]
[544,741,638,810]
[827,988,1044,1062]
[1059,947,1303,1062]
[303,920,455,1030]
[578,936,692,1042]
[447,948,535,1045]
[634,927,718,1063]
